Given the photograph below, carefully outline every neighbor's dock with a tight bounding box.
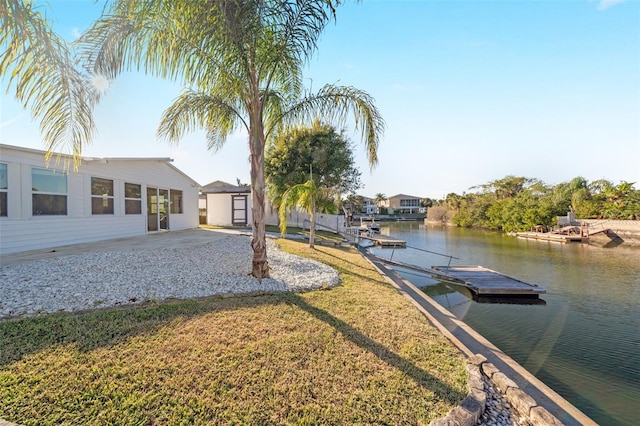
[360,234,406,248]
[432,265,546,296]
[515,222,609,243]
[342,227,406,248]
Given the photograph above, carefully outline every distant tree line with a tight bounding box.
[427,176,640,233]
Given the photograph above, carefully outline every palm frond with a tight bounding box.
[1,0,96,166]
[77,1,245,92]
[157,90,246,152]
[278,84,385,169]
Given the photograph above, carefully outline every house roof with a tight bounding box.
[0,143,201,187]
[201,180,251,194]
[388,193,422,200]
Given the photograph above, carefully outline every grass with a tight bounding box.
[0,240,467,425]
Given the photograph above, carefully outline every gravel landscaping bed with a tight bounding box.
[0,235,339,319]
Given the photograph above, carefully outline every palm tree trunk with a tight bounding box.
[249,115,270,281]
[309,211,316,249]
[309,194,316,249]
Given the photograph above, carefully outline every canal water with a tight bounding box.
[370,222,640,426]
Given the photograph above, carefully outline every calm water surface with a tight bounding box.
[370,223,640,426]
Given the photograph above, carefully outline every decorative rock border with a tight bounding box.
[430,354,563,426]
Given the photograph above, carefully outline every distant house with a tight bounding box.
[384,194,423,215]
[360,196,378,215]
[0,144,199,255]
[200,180,251,227]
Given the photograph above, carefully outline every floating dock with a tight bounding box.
[432,265,546,297]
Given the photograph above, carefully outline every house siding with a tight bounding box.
[0,145,199,255]
[205,193,252,227]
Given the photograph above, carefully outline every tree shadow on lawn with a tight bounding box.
[1,291,466,406]
[286,294,467,405]
[0,293,284,367]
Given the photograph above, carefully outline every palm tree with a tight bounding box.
[373,192,387,213]
[78,0,384,280]
[0,0,96,164]
[279,178,337,249]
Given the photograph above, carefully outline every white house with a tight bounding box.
[200,180,252,226]
[383,194,423,215]
[0,144,200,255]
[359,196,378,216]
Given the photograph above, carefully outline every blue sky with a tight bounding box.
[1,0,638,199]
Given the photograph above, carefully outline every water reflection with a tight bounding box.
[372,223,640,426]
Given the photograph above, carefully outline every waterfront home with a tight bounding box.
[0,144,199,255]
[383,194,423,214]
[360,196,378,215]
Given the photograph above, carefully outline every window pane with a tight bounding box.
[33,194,67,215]
[32,168,67,193]
[0,192,6,217]
[91,177,114,196]
[0,163,7,190]
[125,182,141,199]
[125,199,142,215]
[91,197,114,214]
[170,190,183,214]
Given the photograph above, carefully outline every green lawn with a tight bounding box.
[0,240,467,425]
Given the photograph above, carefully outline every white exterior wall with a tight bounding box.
[0,145,199,255]
[205,193,252,226]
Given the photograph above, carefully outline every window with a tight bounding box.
[124,183,142,214]
[400,199,419,207]
[91,177,114,215]
[32,168,67,215]
[170,189,183,214]
[0,163,7,217]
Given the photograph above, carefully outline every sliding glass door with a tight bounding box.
[147,187,169,232]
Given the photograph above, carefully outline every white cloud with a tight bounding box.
[71,27,81,39]
[597,0,627,10]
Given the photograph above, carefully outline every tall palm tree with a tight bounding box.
[78,0,384,280]
[0,0,96,163]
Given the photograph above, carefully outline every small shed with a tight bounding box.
[200,180,251,227]
[0,144,200,255]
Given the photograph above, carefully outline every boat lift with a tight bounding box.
[362,244,546,298]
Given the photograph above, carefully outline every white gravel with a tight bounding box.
[0,235,339,319]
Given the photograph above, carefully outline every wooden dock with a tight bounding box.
[515,231,586,243]
[515,223,609,243]
[432,266,546,296]
[342,227,406,248]
[362,234,406,248]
